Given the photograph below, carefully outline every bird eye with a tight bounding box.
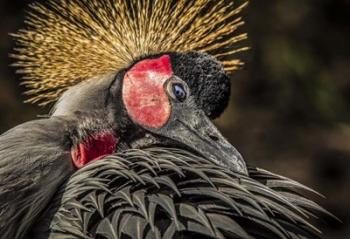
[172,83,187,102]
[166,77,189,102]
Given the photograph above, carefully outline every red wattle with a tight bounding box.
[71,132,118,169]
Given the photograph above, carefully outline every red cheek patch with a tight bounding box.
[71,132,119,169]
[122,55,173,129]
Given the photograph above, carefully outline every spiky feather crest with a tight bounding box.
[12,0,249,106]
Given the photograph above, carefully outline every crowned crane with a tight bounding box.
[0,0,333,238]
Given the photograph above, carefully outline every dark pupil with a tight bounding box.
[173,83,186,102]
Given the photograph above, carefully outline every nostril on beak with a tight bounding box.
[209,134,219,142]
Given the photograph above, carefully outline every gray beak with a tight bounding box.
[151,105,248,175]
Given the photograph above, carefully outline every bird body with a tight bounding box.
[31,148,329,239]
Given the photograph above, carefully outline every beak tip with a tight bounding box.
[235,154,249,175]
[209,153,248,175]
[230,158,249,175]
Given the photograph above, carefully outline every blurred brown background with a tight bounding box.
[0,0,349,238]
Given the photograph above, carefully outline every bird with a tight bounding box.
[0,0,333,238]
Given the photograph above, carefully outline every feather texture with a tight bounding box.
[0,112,116,239]
[0,117,74,239]
[32,148,330,239]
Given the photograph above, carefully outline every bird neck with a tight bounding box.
[68,111,120,169]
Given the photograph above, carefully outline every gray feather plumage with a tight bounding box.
[0,113,115,239]
[32,148,331,239]
[0,117,75,239]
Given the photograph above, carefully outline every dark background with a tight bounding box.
[0,0,349,238]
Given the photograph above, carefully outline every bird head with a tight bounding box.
[12,0,249,174]
[52,52,247,174]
